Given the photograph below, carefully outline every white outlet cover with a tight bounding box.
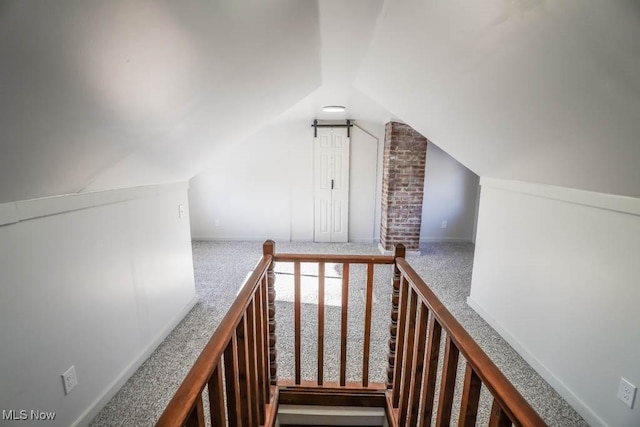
[62,366,78,395]
[618,377,637,409]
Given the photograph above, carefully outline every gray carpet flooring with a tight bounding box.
[90,241,587,426]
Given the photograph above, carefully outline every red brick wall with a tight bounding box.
[380,122,428,251]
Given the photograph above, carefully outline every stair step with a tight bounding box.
[277,405,385,426]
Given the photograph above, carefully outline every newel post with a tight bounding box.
[386,243,406,389]
[263,240,278,386]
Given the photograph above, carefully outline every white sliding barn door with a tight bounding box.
[314,127,350,242]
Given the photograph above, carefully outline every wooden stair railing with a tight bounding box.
[156,241,547,427]
[385,257,547,426]
[272,247,399,409]
[155,242,277,427]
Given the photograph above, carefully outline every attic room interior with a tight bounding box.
[0,1,639,426]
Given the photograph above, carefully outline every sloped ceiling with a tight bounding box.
[355,0,640,197]
[272,0,392,125]
[1,0,639,203]
[0,0,321,202]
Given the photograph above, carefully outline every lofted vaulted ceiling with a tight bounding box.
[0,0,322,202]
[1,0,639,203]
[355,0,640,197]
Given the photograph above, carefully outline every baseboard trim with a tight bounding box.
[192,236,291,242]
[193,238,379,244]
[419,237,473,242]
[466,296,607,427]
[71,296,198,427]
[349,238,376,244]
[377,243,420,256]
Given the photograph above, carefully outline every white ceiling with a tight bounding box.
[1,0,639,203]
[0,0,322,202]
[355,0,640,197]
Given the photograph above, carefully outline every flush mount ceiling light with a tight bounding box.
[322,105,346,113]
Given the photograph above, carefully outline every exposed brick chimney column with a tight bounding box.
[380,121,428,252]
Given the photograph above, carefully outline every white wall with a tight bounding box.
[189,121,479,244]
[189,121,311,241]
[189,120,385,243]
[0,183,196,427]
[349,122,384,242]
[468,178,640,427]
[421,143,479,241]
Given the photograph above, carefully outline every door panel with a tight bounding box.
[332,199,343,233]
[319,153,331,189]
[314,127,349,242]
[320,199,330,234]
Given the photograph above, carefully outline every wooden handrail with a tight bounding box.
[155,255,272,427]
[156,241,546,427]
[273,253,395,264]
[394,257,547,426]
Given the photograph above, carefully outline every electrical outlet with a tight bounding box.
[441,220,448,229]
[178,204,185,219]
[62,366,78,395]
[618,377,637,409]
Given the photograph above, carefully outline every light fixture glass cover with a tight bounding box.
[322,105,346,112]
